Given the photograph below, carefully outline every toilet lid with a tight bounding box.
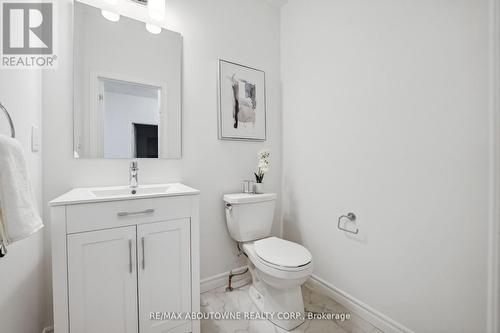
[254,237,312,268]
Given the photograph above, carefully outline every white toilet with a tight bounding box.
[224,193,313,331]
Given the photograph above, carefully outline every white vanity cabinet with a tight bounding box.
[137,219,192,333]
[50,184,200,333]
[67,226,139,333]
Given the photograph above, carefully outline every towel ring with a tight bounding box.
[0,102,15,138]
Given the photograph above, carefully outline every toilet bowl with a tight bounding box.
[223,193,313,331]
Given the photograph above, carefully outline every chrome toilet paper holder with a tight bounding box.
[338,212,359,235]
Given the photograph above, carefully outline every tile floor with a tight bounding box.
[200,282,383,333]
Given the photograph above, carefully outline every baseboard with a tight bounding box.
[307,275,414,333]
[200,266,250,293]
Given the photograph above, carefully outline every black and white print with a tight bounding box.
[218,60,266,141]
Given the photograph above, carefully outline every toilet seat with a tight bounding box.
[243,238,313,279]
[254,237,312,268]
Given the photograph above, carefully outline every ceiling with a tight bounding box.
[265,0,289,8]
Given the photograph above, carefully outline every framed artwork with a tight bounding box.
[218,59,266,141]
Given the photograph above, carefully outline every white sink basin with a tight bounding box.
[49,183,200,206]
[92,185,170,198]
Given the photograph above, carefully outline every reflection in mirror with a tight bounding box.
[101,78,161,158]
[73,1,182,159]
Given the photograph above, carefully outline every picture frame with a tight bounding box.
[218,59,267,141]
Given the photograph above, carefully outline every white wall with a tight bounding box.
[42,0,282,323]
[281,0,490,332]
[0,72,46,331]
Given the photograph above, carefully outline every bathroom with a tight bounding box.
[0,0,498,332]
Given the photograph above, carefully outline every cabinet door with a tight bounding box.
[137,219,191,333]
[67,226,138,333]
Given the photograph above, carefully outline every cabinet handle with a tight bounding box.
[141,237,145,270]
[128,239,133,274]
[117,209,155,217]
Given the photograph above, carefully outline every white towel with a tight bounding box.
[0,135,43,246]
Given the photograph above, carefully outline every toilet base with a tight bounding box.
[247,265,306,331]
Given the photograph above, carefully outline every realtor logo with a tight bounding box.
[1,1,57,68]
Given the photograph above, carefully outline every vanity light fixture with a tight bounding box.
[129,0,164,33]
[102,0,120,22]
[148,0,165,21]
[145,23,162,34]
[101,9,120,22]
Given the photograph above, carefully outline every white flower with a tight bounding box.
[258,149,270,161]
[257,149,271,175]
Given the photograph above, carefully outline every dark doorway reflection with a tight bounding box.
[134,123,158,158]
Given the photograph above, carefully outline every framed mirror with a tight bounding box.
[73,1,182,159]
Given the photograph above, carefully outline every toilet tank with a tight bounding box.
[223,193,277,242]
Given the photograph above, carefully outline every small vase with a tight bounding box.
[254,183,264,194]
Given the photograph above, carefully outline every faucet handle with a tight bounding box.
[130,161,138,170]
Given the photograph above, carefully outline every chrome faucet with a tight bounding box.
[129,161,139,189]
